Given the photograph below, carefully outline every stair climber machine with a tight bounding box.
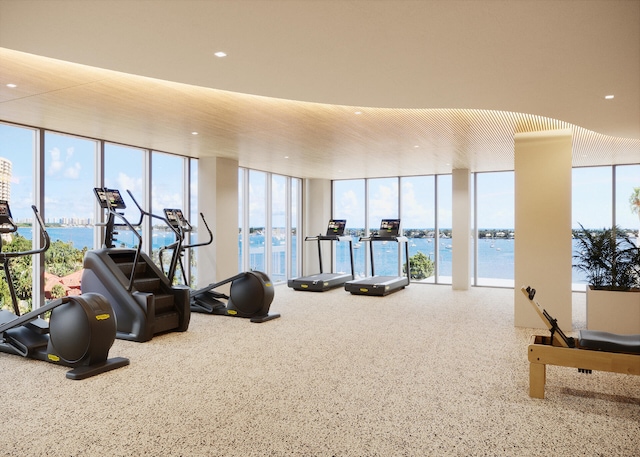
[82,188,190,342]
[344,219,410,296]
[160,208,280,323]
[0,200,129,379]
[288,219,355,292]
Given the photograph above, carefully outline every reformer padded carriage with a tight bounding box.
[522,286,640,399]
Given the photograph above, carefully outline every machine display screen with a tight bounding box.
[94,188,126,209]
[164,209,186,227]
[326,219,346,236]
[379,219,400,236]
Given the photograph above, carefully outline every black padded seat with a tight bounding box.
[578,330,640,355]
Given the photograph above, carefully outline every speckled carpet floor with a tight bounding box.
[1,285,638,456]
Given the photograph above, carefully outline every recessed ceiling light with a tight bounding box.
[214,51,227,58]
[191,131,198,135]
[354,111,362,115]
[6,83,17,88]
[605,95,614,99]
[284,156,289,159]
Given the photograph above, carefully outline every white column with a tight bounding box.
[303,178,331,276]
[198,157,239,291]
[514,129,572,330]
[452,169,471,290]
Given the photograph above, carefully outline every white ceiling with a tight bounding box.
[0,0,639,179]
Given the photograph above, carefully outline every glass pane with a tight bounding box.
[104,143,145,249]
[152,152,184,276]
[0,123,35,312]
[238,168,244,273]
[333,179,366,278]
[401,176,436,283]
[249,170,266,271]
[290,178,299,277]
[615,164,640,244]
[43,132,96,300]
[475,171,514,287]
[189,158,199,286]
[572,166,612,289]
[437,174,452,284]
[271,174,287,283]
[367,178,399,276]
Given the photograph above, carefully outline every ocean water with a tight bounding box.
[18,226,589,284]
[17,226,177,252]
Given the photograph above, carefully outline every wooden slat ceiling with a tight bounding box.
[0,0,639,179]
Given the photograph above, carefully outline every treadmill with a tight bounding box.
[288,219,355,292]
[344,219,410,296]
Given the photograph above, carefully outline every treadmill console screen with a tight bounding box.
[94,188,126,209]
[379,219,400,237]
[326,219,346,237]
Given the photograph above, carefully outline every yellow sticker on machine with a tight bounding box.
[228,310,237,315]
[359,288,369,293]
[301,284,308,288]
[95,314,111,320]
[47,354,60,362]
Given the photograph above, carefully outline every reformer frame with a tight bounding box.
[522,286,640,399]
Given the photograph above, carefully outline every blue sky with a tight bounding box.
[0,124,193,223]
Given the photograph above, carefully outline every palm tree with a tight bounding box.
[630,187,640,246]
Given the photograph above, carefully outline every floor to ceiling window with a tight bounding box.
[368,177,400,276]
[572,166,613,290]
[401,176,436,283]
[187,159,199,287]
[290,178,300,279]
[151,152,185,278]
[333,175,452,284]
[332,179,366,278]
[238,168,301,283]
[615,164,640,242]
[43,132,97,299]
[474,171,514,287]
[0,123,36,312]
[103,143,145,249]
[271,174,287,283]
[436,174,452,284]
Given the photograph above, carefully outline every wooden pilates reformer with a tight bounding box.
[522,286,640,399]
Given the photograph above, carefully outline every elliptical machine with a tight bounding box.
[0,201,129,379]
[161,208,280,323]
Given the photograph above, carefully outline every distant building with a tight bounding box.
[0,157,11,202]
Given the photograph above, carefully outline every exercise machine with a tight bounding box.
[161,208,280,323]
[0,200,129,379]
[288,219,354,292]
[82,188,190,342]
[522,286,640,399]
[344,219,410,296]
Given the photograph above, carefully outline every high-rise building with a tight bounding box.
[0,157,11,202]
